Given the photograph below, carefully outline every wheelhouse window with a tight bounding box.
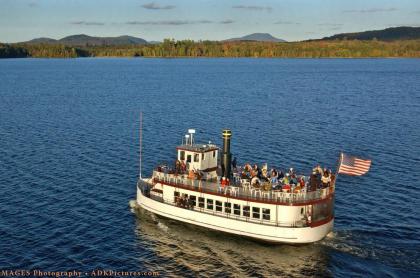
[187,155,192,163]
[262,208,270,220]
[243,206,250,217]
[224,202,231,214]
[189,195,196,207]
[252,207,260,219]
[198,197,205,208]
[216,200,223,212]
[207,199,214,210]
[194,154,199,162]
[213,151,216,157]
[180,151,185,161]
[233,204,241,215]
[174,192,180,197]
[201,153,205,160]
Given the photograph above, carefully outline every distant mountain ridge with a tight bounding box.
[225,33,286,42]
[322,26,420,41]
[24,34,148,46]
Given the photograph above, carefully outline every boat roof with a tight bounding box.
[176,143,219,153]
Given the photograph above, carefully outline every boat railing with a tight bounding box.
[152,171,334,205]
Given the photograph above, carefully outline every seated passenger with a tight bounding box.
[251,176,260,187]
[290,174,297,185]
[282,184,291,193]
[283,174,289,185]
[278,170,284,179]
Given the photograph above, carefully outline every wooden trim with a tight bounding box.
[154,178,335,207]
[310,215,334,228]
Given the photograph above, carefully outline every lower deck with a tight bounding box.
[137,179,334,243]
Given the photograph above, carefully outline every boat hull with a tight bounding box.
[136,183,333,244]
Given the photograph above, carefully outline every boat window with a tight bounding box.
[198,197,205,208]
[180,151,185,160]
[301,208,304,215]
[202,153,205,160]
[187,155,192,163]
[262,208,270,220]
[213,151,216,157]
[174,192,180,197]
[252,207,260,219]
[224,202,231,213]
[207,199,214,210]
[216,200,223,212]
[194,154,199,162]
[243,206,250,217]
[233,204,241,215]
[189,195,196,206]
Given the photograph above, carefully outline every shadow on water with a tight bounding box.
[131,208,332,277]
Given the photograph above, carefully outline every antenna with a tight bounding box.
[139,112,143,179]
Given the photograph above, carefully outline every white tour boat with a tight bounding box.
[135,128,340,244]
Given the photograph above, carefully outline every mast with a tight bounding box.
[139,112,143,179]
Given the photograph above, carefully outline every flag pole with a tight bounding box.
[333,152,343,187]
[139,112,143,179]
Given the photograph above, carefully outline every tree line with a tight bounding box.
[1,39,420,58]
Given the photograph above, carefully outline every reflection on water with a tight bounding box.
[132,208,332,277]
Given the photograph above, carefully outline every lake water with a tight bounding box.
[0,58,419,277]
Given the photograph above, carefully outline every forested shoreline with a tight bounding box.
[1,39,420,58]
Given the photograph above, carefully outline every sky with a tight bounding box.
[0,0,419,42]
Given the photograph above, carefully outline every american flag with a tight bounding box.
[338,153,371,176]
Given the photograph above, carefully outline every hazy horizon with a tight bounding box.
[1,0,419,43]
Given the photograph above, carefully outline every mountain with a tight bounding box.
[225,33,286,42]
[25,37,57,44]
[321,26,420,41]
[23,34,148,46]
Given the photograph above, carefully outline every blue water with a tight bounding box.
[0,58,419,277]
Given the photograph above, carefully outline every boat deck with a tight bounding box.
[152,171,334,205]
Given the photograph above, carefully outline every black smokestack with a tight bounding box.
[222,129,232,178]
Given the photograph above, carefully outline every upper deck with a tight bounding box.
[152,170,335,206]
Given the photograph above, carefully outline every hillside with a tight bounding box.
[24,34,148,46]
[322,26,420,41]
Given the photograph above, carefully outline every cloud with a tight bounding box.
[232,5,272,12]
[141,2,175,10]
[126,20,212,25]
[342,8,397,13]
[274,21,300,25]
[71,21,105,26]
[220,19,234,24]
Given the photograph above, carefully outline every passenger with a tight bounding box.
[282,184,291,193]
[232,157,237,171]
[270,169,278,185]
[283,174,289,185]
[226,178,230,186]
[290,174,297,185]
[251,176,260,187]
[278,170,284,179]
[316,165,323,174]
[253,164,262,179]
[321,171,330,188]
[189,169,195,179]
[221,177,227,187]
[299,176,305,188]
